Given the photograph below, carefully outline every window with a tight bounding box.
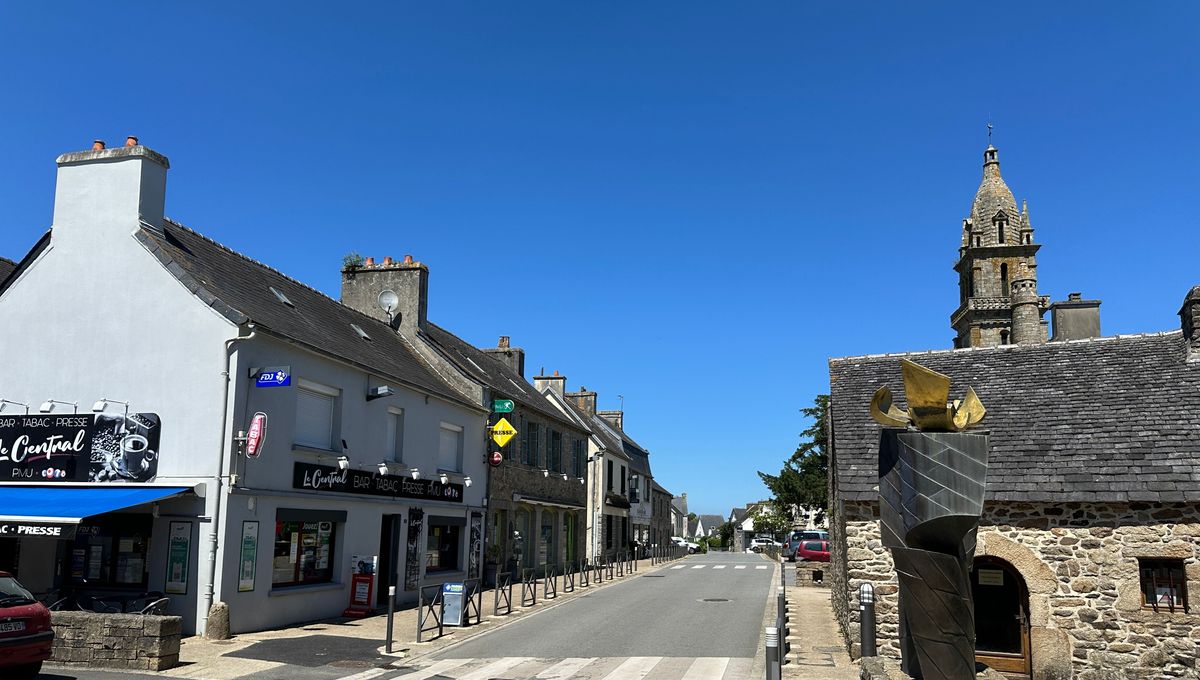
[1139,559,1188,613]
[386,408,404,462]
[572,440,584,477]
[1000,330,1010,345]
[426,522,461,573]
[295,380,339,450]
[438,423,463,472]
[606,459,614,491]
[1000,263,1009,294]
[549,430,563,473]
[629,474,640,503]
[997,221,1006,244]
[70,514,152,588]
[620,465,627,495]
[272,518,336,587]
[523,421,539,467]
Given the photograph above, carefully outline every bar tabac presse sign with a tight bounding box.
[0,413,161,482]
[293,462,464,503]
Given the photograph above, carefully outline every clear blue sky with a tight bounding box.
[2,3,1196,516]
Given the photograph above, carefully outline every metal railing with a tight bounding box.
[543,566,558,600]
[579,559,590,588]
[616,553,625,577]
[464,578,483,626]
[417,584,444,642]
[563,562,576,593]
[521,568,538,607]
[493,571,513,616]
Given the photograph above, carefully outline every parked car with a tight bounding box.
[749,537,782,553]
[794,539,831,562]
[784,530,829,560]
[671,537,700,554]
[0,572,54,679]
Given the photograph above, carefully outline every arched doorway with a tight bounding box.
[972,556,1031,676]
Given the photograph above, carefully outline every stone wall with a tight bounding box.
[832,499,1200,679]
[795,561,830,588]
[50,611,181,671]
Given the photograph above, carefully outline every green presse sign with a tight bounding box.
[492,399,514,413]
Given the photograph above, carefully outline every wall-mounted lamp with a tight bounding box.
[578,477,585,485]
[561,473,568,481]
[410,468,421,480]
[464,476,472,487]
[541,469,549,478]
[39,400,77,414]
[367,385,394,401]
[377,462,389,476]
[439,472,449,485]
[337,456,350,471]
[0,399,30,415]
[91,398,129,414]
[588,453,603,462]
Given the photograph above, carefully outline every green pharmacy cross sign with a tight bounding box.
[492,399,514,414]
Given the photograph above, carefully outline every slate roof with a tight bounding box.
[0,257,15,283]
[651,480,671,496]
[699,514,724,531]
[687,518,700,536]
[829,331,1200,504]
[422,324,577,428]
[137,220,477,409]
[618,430,653,476]
[581,410,632,462]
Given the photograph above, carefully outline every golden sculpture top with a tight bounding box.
[870,359,986,432]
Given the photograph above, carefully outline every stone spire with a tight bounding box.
[969,145,1019,246]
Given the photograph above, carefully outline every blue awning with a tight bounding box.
[0,486,191,524]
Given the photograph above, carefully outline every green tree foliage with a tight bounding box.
[758,394,830,523]
[717,521,734,548]
[752,505,792,539]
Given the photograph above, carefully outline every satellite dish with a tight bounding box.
[377,289,400,315]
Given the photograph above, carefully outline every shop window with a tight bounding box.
[295,380,339,450]
[426,522,461,573]
[71,514,152,589]
[386,408,404,462]
[1139,558,1188,613]
[523,421,539,467]
[272,517,336,587]
[438,423,463,472]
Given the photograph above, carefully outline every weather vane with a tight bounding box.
[987,121,994,143]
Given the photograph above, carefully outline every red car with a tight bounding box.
[794,540,830,562]
[0,572,53,679]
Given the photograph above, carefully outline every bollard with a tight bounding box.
[765,626,781,680]
[859,582,877,658]
[385,585,396,653]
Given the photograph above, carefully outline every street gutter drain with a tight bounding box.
[701,598,730,602]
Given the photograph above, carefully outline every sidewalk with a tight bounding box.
[161,556,683,679]
[782,573,859,679]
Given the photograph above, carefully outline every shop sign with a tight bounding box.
[165,521,191,595]
[490,417,516,448]
[292,462,464,503]
[0,521,75,540]
[238,521,258,592]
[489,451,503,467]
[492,399,514,414]
[245,412,268,458]
[0,413,161,483]
[255,366,291,387]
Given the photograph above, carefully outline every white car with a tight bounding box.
[671,537,700,553]
[749,537,782,553]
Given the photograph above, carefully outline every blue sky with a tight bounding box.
[1,3,1196,516]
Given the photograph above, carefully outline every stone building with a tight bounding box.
[650,481,674,548]
[0,256,14,283]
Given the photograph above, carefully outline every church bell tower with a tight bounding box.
[951,144,1049,348]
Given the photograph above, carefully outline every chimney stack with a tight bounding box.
[534,370,566,397]
[1180,286,1200,361]
[566,386,598,415]
[1050,292,1102,342]
[340,254,429,336]
[125,136,139,147]
[481,336,526,377]
[52,137,169,244]
[1010,263,1044,345]
[598,409,624,431]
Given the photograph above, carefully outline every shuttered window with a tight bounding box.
[295,381,338,449]
[439,423,463,472]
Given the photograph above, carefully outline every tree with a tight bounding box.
[752,505,792,539]
[758,394,830,524]
[687,512,697,522]
[717,521,734,548]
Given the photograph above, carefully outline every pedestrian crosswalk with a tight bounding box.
[390,656,753,680]
[667,563,767,572]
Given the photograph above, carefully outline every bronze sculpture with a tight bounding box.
[871,360,989,679]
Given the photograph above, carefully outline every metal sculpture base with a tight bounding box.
[879,429,989,680]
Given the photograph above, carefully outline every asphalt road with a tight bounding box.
[431,551,774,660]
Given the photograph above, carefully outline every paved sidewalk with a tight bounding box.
[783,578,859,679]
[158,556,685,679]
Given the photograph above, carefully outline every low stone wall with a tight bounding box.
[795,561,830,588]
[859,656,1007,680]
[50,611,182,671]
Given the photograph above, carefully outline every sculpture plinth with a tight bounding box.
[879,429,988,680]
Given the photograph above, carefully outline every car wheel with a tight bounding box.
[13,661,43,679]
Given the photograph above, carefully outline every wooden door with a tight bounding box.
[972,556,1031,675]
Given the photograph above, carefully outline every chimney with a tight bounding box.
[1050,292,1103,342]
[339,254,428,336]
[52,138,169,244]
[481,336,526,377]
[1180,286,1200,360]
[566,386,597,415]
[598,409,624,430]
[533,370,566,397]
[1009,264,1044,345]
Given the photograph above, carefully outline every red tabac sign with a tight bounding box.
[489,451,503,467]
[245,412,267,458]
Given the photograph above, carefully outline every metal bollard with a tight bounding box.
[859,582,877,657]
[385,585,395,653]
[765,626,781,680]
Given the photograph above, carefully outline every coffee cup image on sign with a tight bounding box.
[89,413,161,482]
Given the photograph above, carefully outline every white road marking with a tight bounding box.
[336,669,389,680]
[682,657,730,680]
[457,657,533,680]
[389,659,470,680]
[600,656,663,680]
[734,565,746,570]
[691,565,706,569]
[755,565,768,570]
[671,565,686,570]
[535,657,597,678]
[712,565,726,569]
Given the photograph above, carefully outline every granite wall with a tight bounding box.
[50,611,182,671]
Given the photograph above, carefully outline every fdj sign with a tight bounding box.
[255,366,291,388]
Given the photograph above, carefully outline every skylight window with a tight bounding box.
[269,286,294,307]
[350,323,372,341]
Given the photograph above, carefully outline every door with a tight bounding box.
[972,556,1031,675]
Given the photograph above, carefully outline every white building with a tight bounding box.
[0,141,487,635]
